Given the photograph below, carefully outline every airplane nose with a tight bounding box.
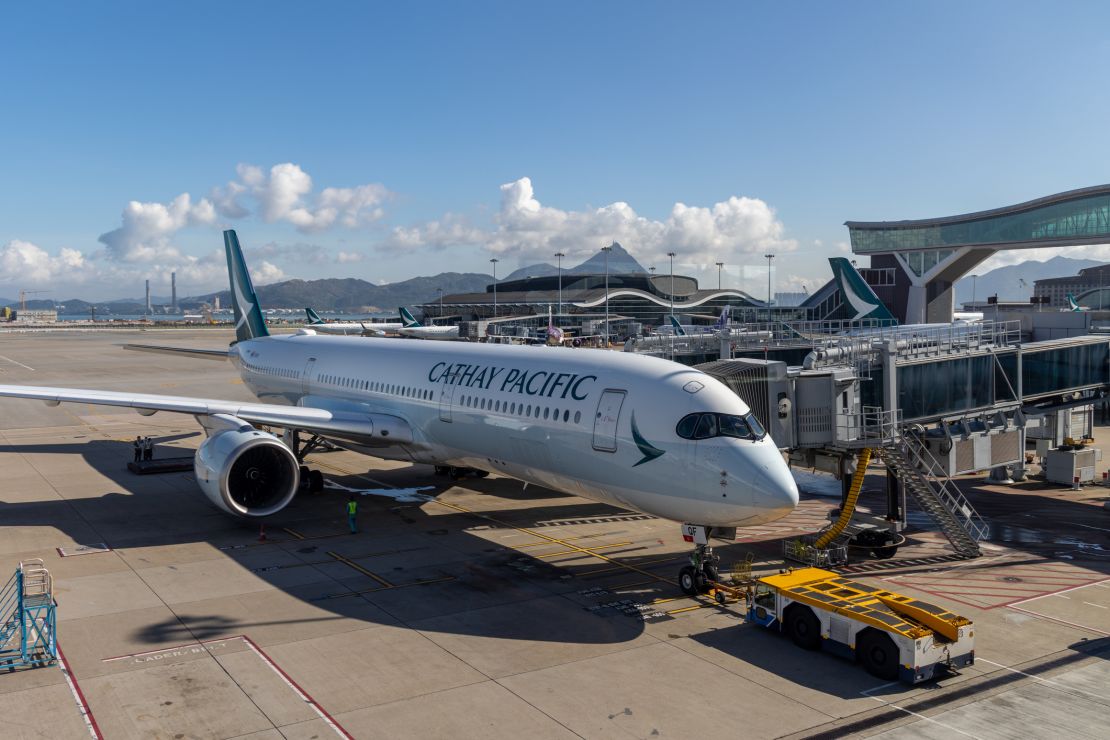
[757,462,799,517]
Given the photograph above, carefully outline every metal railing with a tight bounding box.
[900,436,990,543]
[834,406,902,446]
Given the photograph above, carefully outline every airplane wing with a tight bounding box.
[123,344,230,361]
[0,385,375,437]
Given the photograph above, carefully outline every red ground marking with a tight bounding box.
[889,572,1110,610]
[57,643,103,739]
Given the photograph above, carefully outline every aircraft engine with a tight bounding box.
[194,416,300,518]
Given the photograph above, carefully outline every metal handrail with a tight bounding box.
[901,436,989,542]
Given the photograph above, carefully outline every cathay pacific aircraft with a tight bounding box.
[305,306,419,336]
[397,309,460,340]
[0,231,797,592]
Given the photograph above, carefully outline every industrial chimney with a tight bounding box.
[145,280,151,315]
[171,272,177,313]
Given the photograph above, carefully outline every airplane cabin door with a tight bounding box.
[301,357,317,397]
[438,370,459,422]
[592,389,626,452]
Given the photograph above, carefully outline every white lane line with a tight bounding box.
[977,658,1109,702]
[1007,605,1110,636]
[1008,578,1110,606]
[57,644,103,739]
[1082,602,1107,609]
[858,685,981,739]
[0,354,35,371]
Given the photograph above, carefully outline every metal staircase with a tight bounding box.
[877,441,988,558]
[0,559,57,668]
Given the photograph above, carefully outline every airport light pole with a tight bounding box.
[601,244,612,345]
[554,251,564,320]
[437,287,443,319]
[649,266,656,275]
[667,251,676,321]
[971,274,978,305]
[715,261,724,291]
[764,253,775,324]
[490,258,499,320]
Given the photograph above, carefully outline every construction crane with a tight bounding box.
[18,290,47,312]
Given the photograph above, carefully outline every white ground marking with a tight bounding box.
[859,681,981,739]
[977,658,1108,702]
[0,354,35,371]
[324,480,434,503]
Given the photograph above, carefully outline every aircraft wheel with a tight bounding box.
[872,545,899,559]
[785,605,821,650]
[308,470,324,494]
[433,466,449,476]
[702,563,719,583]
[858,630,900,680]
[678,566,699,595]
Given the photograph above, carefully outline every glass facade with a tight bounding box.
[849,191,1110,254]
[897,356,996,420]
[996,343,1109,399]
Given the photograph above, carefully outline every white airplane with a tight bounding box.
[0,231,798,591]
[397,308,460,340]
[305,307,420,337]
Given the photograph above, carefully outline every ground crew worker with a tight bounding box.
[133,436,142,463]
[347,495,358,533]
[143,437,154,460]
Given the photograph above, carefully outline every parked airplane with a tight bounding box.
[828,257,897,322]
[1067,294,1088,312]
[305,307,419,336]
[0,231,798,590]
[664,305,731,337]
[397,308,460,340]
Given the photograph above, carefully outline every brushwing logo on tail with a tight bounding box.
[829,257,894,321]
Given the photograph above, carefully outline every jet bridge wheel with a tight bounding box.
[857,629,900,680]
[784,604,821,650]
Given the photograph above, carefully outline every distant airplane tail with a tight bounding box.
[305,307,324,324]
[713,305,730,330]
[668,315,687,336]
[828,257,895,322]
[224,230,269,342]
[399,307,421,327]
[1067,294,1082,312]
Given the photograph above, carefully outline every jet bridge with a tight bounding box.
[697,321,1110,558]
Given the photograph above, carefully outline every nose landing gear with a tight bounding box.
[677,524,731,595]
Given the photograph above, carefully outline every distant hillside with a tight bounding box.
[193,271,493,311]
[953,256,1103,304]
[504,242,646,281]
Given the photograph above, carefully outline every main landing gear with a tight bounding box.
[678,524,724,596]
[433,466,490,480]
[283,429,329,494]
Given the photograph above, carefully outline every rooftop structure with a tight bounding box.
[846,185,1110,323]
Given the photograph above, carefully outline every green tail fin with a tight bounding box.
[1067,294,1081,311]
[829,257,895,321]
[305,307,324,324]
[223,230,269,342]
[399,307,421,327]
[668,315,687,336]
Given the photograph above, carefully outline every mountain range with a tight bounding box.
[952,256,1103,304]
[503,242,646,281]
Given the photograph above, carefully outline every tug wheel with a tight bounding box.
[678,566,699,595]
[785,605,821,650]
[858,630,900,680]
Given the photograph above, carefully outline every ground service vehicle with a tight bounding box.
[747,567,974,683]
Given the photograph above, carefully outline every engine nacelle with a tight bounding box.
[194,418,300,518]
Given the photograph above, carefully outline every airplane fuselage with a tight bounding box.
[233,333,797,527]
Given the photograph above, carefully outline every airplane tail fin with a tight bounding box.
[1067,294,1081,311]
[399,307,421,327]
[223,230,269,342]
[305,307,324,324]
[668,315,687,336]
[714,304,730,330]
[828,257,895,322]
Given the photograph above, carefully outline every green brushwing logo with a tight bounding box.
[631,412,665,467]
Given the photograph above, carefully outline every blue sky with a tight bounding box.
[3,1,1110,299]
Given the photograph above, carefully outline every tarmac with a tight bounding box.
[0,328,1107,739]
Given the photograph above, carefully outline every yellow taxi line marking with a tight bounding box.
[326,551,392,588]
[282,528,306,540]
[535,542,633,559]
[667,604,714,615]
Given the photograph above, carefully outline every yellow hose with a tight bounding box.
[814,448,872,549]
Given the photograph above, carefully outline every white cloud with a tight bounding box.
[213,163,390,232]
[335,251,365,264]
[975,244,1110,272]
[387,177,797,266]
[0,240,89,286]
[98,193,216,262]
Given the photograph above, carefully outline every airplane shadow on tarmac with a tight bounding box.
[4,436,1108,681]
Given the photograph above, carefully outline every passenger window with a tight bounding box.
[574,411,581,424]
[543,407,549,420]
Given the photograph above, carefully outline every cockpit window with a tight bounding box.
[676,412,766,441]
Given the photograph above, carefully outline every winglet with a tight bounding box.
[668,315,687,336]
[224,230,269,342]
[305,307,324,324]
[829,257,895,321]
[399,307,421,327]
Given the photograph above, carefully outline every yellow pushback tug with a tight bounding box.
[745,567,974,683]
